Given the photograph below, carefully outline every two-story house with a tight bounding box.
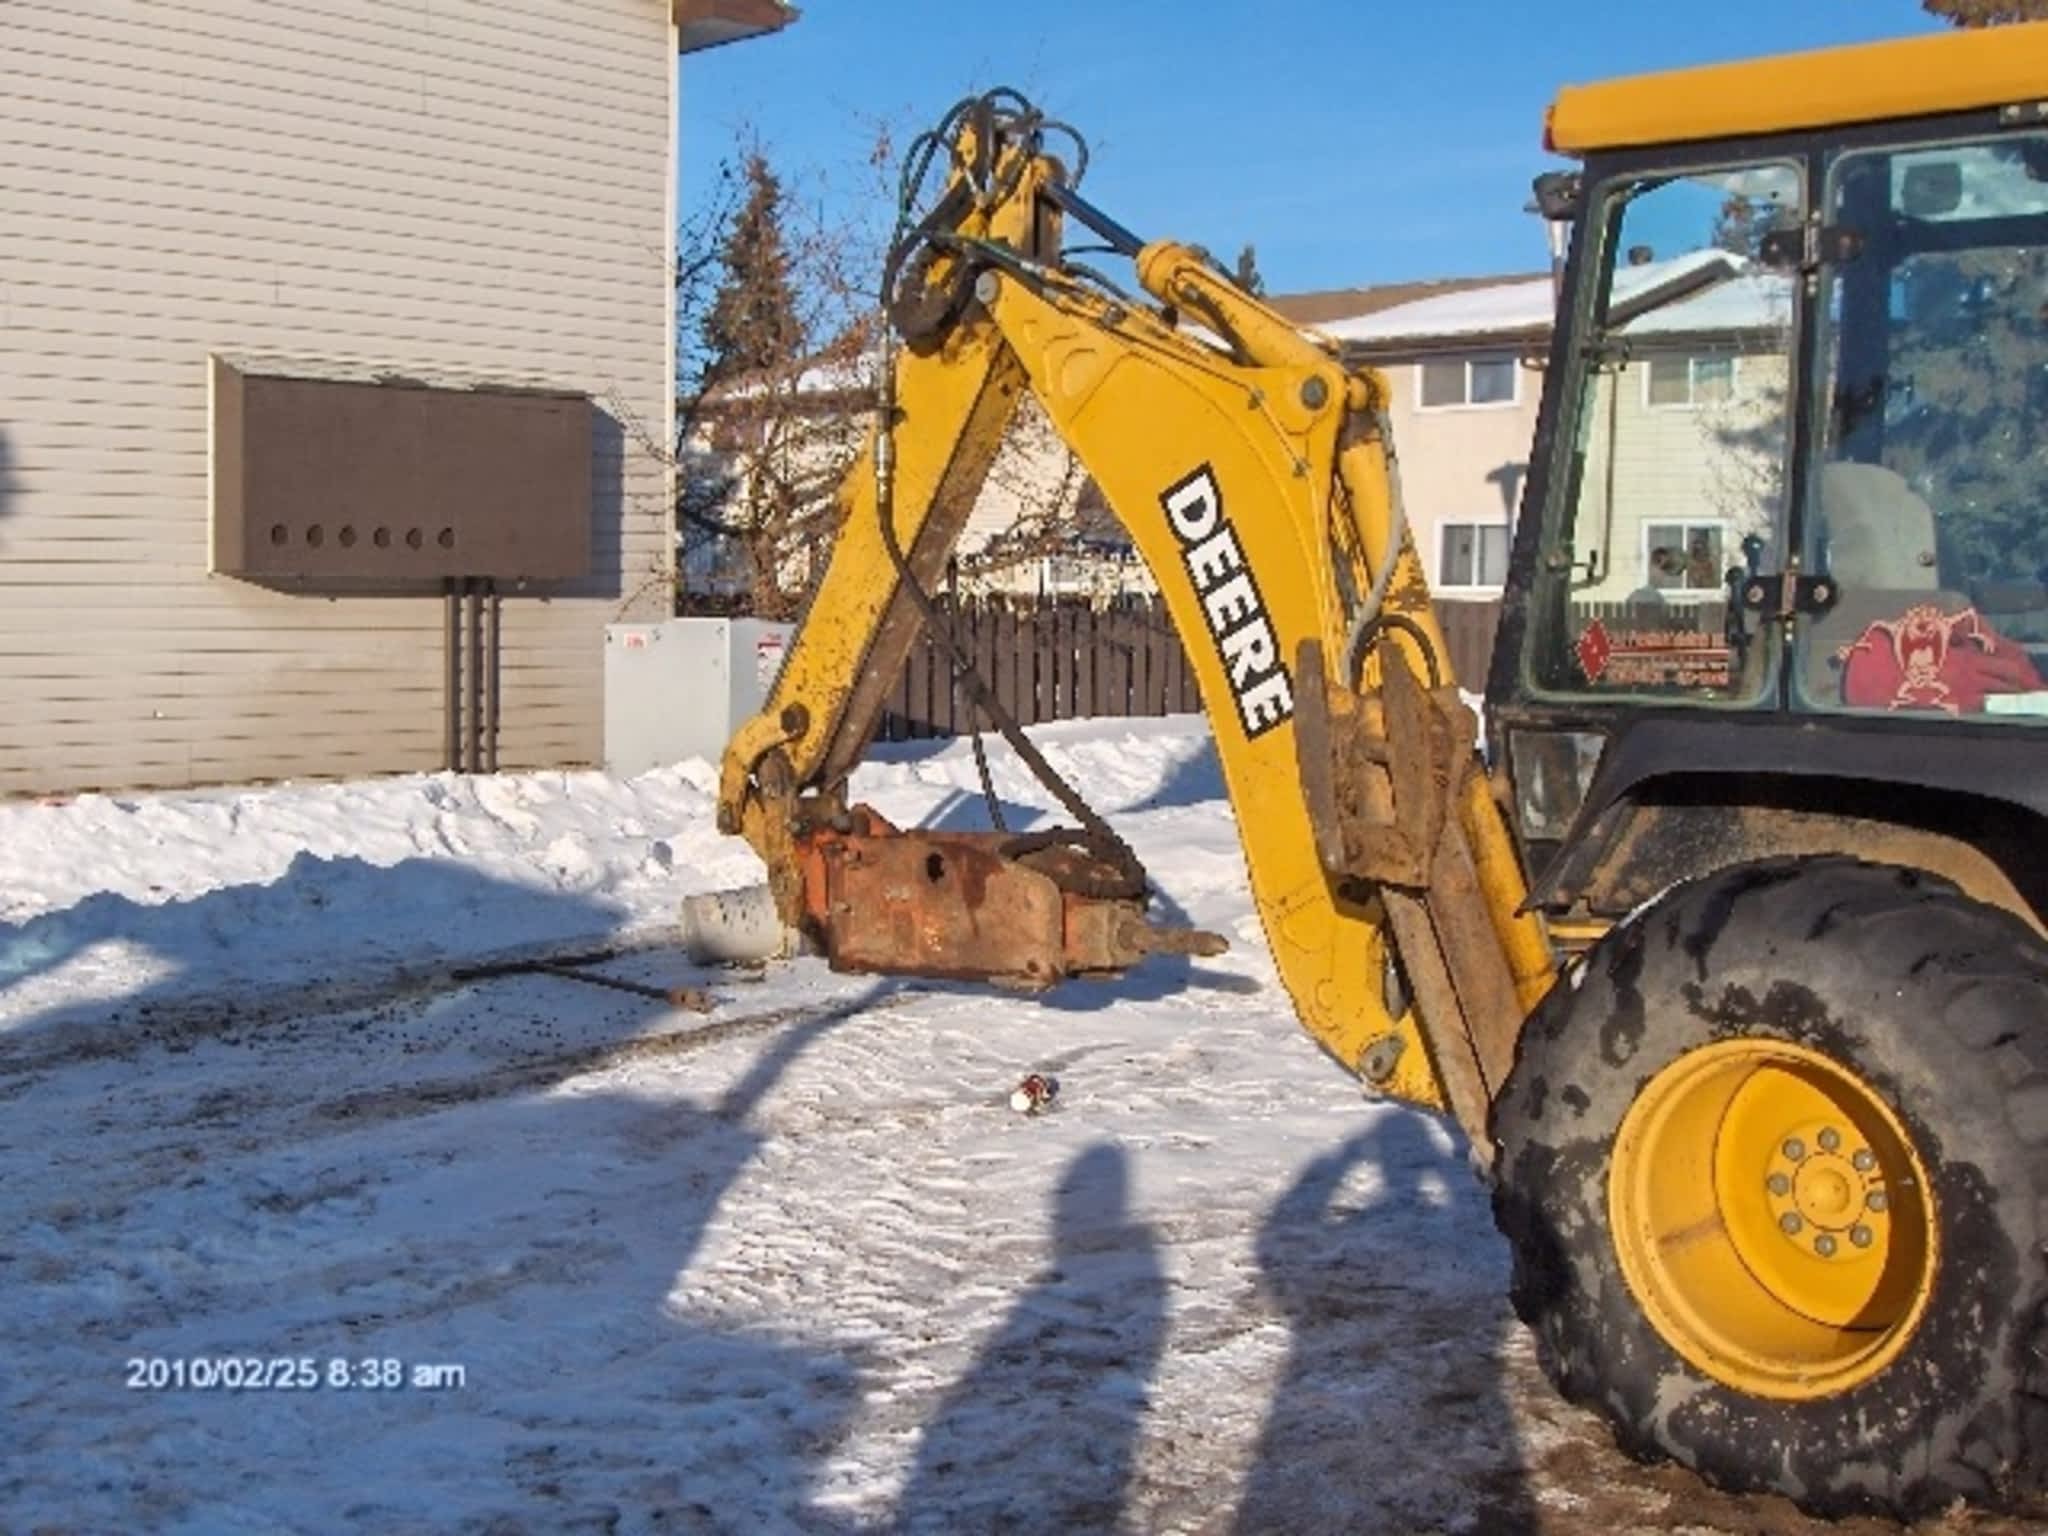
[1271,254,1786,677]
[0,0,794,796]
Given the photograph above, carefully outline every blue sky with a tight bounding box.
[678,1,1948,295]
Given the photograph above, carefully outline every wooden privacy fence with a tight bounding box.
[1432,599,1506,690]
[877,599,1200,741]
[876,597,1510,741]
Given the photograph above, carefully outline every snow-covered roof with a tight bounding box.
[1304,248,1803,353]
[1610,248,1737,307]
[709,316,1236,404]
[1618,271,1792,337]
[697,352,874,407]
[1313,276,1555,345]
[707,249,1784,409]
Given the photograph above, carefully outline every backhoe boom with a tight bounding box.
[713,47,2048,1515]
[716,94,1553,1151]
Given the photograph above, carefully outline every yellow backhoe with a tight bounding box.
[715,26,2048,1519]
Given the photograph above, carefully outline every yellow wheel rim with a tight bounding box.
[1608,1039,1937,1400]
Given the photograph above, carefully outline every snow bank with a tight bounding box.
[0,718,1220,1040]
[0,764,742,1038]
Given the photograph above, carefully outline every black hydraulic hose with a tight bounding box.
[949,560,1008,835]
[873,425,1145,898]
[868,90,1145,899]
[1350,611,1445,691]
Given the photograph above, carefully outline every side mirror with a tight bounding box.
[1532,171,1582,222]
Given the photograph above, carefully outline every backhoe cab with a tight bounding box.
[1482,28,2048,1519]
[718,31,2048,1522]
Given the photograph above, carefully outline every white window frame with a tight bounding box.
[1641,353,1740,411]
[1414,356,1521,413]
[1436,519,1512,593]
[1640,518,1731,599]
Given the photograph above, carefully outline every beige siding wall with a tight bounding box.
[1375,353,1542,596]
[0,0,675,793]
[1574,352,1787,603]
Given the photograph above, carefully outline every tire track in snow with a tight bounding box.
[312,997,874,1131]
[0,984,910,1245]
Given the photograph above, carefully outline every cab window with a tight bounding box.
[1526,162,1801,706]
[1800,134,2048,723]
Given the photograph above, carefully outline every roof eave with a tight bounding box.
[1619,325,1785,349]
[675,0,798,55]
[1333,327,1552,363]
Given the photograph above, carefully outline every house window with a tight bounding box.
[1439,521,1511,589]
[1644,522,1727,591]
[1418,356,1518,410]
[1645,354,1737,408]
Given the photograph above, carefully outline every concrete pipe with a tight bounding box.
[678,883,803,965]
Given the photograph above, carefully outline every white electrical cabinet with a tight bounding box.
[603,618,793,776]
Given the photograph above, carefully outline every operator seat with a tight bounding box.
[1819,462,1944,589]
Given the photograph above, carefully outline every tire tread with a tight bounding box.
[1492,857,2048,1518]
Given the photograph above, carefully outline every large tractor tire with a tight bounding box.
[1490,858,2048,1519]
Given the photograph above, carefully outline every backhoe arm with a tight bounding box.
[716,95,1555,1149]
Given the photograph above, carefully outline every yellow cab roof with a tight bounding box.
[1548,22,2048,154]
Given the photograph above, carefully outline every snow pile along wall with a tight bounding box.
[0,719,1222,1041]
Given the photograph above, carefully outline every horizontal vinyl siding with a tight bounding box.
[0,0,674,794]
[1378,359,1540,594]
[1576,357,1787,602]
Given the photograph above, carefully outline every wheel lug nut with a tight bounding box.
[1868,1191,1888,1213]
[1819,1127,1841,1152]
[1815,1234,1837,1257]
[1783,1137,1806,1161]
[1767,1173,1791,1196]
[1851,1225,1874,1248]
[1780,1212,1804,1234]
[1853,1149,1876,1172]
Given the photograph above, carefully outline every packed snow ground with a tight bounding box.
[0,721,2026,1535]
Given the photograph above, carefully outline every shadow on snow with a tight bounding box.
[895,1143,1168,1535]
[0,847,1536,1531]
[1233,1116,1538,1535]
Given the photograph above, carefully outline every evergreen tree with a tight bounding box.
[1922,0,2048,23]
[1233,243,1266,297]
[700,153,805,381]
[1883,246,2048,587]
[1894,3,2048,583]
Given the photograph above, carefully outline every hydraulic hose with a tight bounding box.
[1341,416,1411,689]
[869,91,1146,899]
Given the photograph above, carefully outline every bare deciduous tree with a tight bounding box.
[676,133,882,619]
[1922,0,2048,24]
[675,124,1138,618]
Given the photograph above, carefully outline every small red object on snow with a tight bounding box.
[1009,1073,1060,1114]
